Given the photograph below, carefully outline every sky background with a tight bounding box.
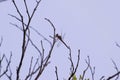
[0,0,120,80]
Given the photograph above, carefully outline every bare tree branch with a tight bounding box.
[80,62,89,80]
[115,42,120,48]
[8,14,52,46]
[0,37,3,47]
[111,59,119,80]
[106,71,120,80]
[12,0,25,30]
[34,18,57,80]
[27,58,39,80]
[11,0,42,80]
[0,53,12,78]
[100,76,105,80]
[25,57,33,80]
[5,52,12,80]
[85,56,95,80]
[23,0,30,19]
[68,49,80,80]
[55,66,59,80]
[0,54,5,77]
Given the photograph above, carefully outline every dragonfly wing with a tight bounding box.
[57,41,62,47]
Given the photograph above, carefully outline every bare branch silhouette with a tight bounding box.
[85,56,95,80]
[67,49,80,80]
[115,42,120,48]
[55,66,59,80]
[11,0,42,80]
[0,53,12,79]
[106,71,120,80]
[111,59,119,80]
[0,37,3,47]
[8,14,52,46]
[80,59,89,80]
[34,18,57,80]
[104,60,120,80]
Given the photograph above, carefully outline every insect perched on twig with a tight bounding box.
[55,33,69,49]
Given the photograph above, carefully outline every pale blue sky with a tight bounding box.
[0,0,120,80]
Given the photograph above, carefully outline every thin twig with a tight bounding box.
[111,59,119,80]
[0,53,12,78]
[9,14,52,46]
[34,18,56,80]
[106,71,120,80]
[24,0,30,19]
[115,42,120,48]
[85,56,95,80]
[68,49,80,80]
[55,66,59,80]
[12,0,25,30]
[25,0,42,30]
[100,76,105,80]
[0,37,3,47]
[81,63,89,80]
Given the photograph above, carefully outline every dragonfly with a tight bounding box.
[55,33,65,47]
[55,33,69,49]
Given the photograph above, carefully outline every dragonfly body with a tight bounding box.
[56,34,69,49]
